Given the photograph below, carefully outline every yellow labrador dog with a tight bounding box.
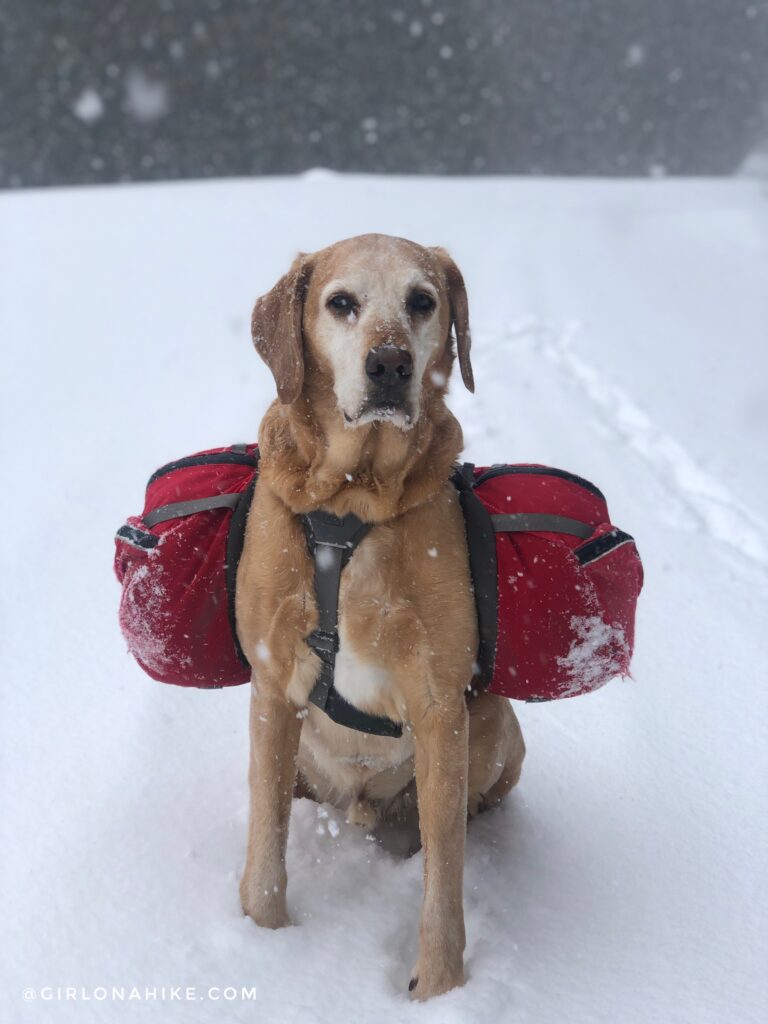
[236,233,525,1000]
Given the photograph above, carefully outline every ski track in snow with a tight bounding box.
[477,318,768,572]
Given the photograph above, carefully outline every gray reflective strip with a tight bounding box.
[491,513,593,538]
[143,493,241,527]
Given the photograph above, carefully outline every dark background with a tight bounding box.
[1,0,767,189]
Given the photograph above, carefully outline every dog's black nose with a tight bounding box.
[365,345,413,387]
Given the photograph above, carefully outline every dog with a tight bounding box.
[235,233,525,1000]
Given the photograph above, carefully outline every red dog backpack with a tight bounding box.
[114,444,259,687]
[452,463,643,701]
[114,445,642,702]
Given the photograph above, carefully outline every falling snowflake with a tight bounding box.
[72,89,104,123]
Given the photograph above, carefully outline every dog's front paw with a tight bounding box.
[240,875,291,929]
[408,959,465,1001]
[346,797,378,830]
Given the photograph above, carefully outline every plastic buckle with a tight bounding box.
[306,629,340,657]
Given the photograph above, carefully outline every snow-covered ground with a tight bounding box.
[1,173,767,1024]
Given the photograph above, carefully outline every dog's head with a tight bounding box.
[251,234,473,428]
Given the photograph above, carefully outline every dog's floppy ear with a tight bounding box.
[431,247,474,393]
[251,254,313,404]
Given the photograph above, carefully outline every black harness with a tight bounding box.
[302,510,404,738]
[298,464,500,738]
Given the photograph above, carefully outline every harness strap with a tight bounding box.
[452,464,498,689]
[303,510,403,738]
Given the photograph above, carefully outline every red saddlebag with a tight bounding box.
[453,463,643,701]
[113,444,259,687]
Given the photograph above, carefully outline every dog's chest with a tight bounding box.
[331,530,403,711]
[333,639,391,708]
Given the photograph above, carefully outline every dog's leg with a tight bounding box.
[466,692,525,817]
[408,691,469,1001]
[240,681,302,929]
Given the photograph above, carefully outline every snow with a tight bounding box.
[72,88,105,124]
[315,546,337,571]
[120,559,173,675]
[1,173,767,1024]
[624,43,647,68]
[123,69,169,122]
[556,616,629,696]
[254,641,271,665]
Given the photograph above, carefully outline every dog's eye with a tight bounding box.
[408,291,436,315]
[327,293,356,314]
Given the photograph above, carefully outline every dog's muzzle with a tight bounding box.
[341,344,416,427]
[361,344,413,419]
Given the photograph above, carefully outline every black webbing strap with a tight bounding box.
[451,463,499,690]
[303,510,403,738]
[225,469,259,668]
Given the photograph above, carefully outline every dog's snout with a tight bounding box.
[365,345,413,387]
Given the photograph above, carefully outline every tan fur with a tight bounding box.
[236,234,525,1000]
